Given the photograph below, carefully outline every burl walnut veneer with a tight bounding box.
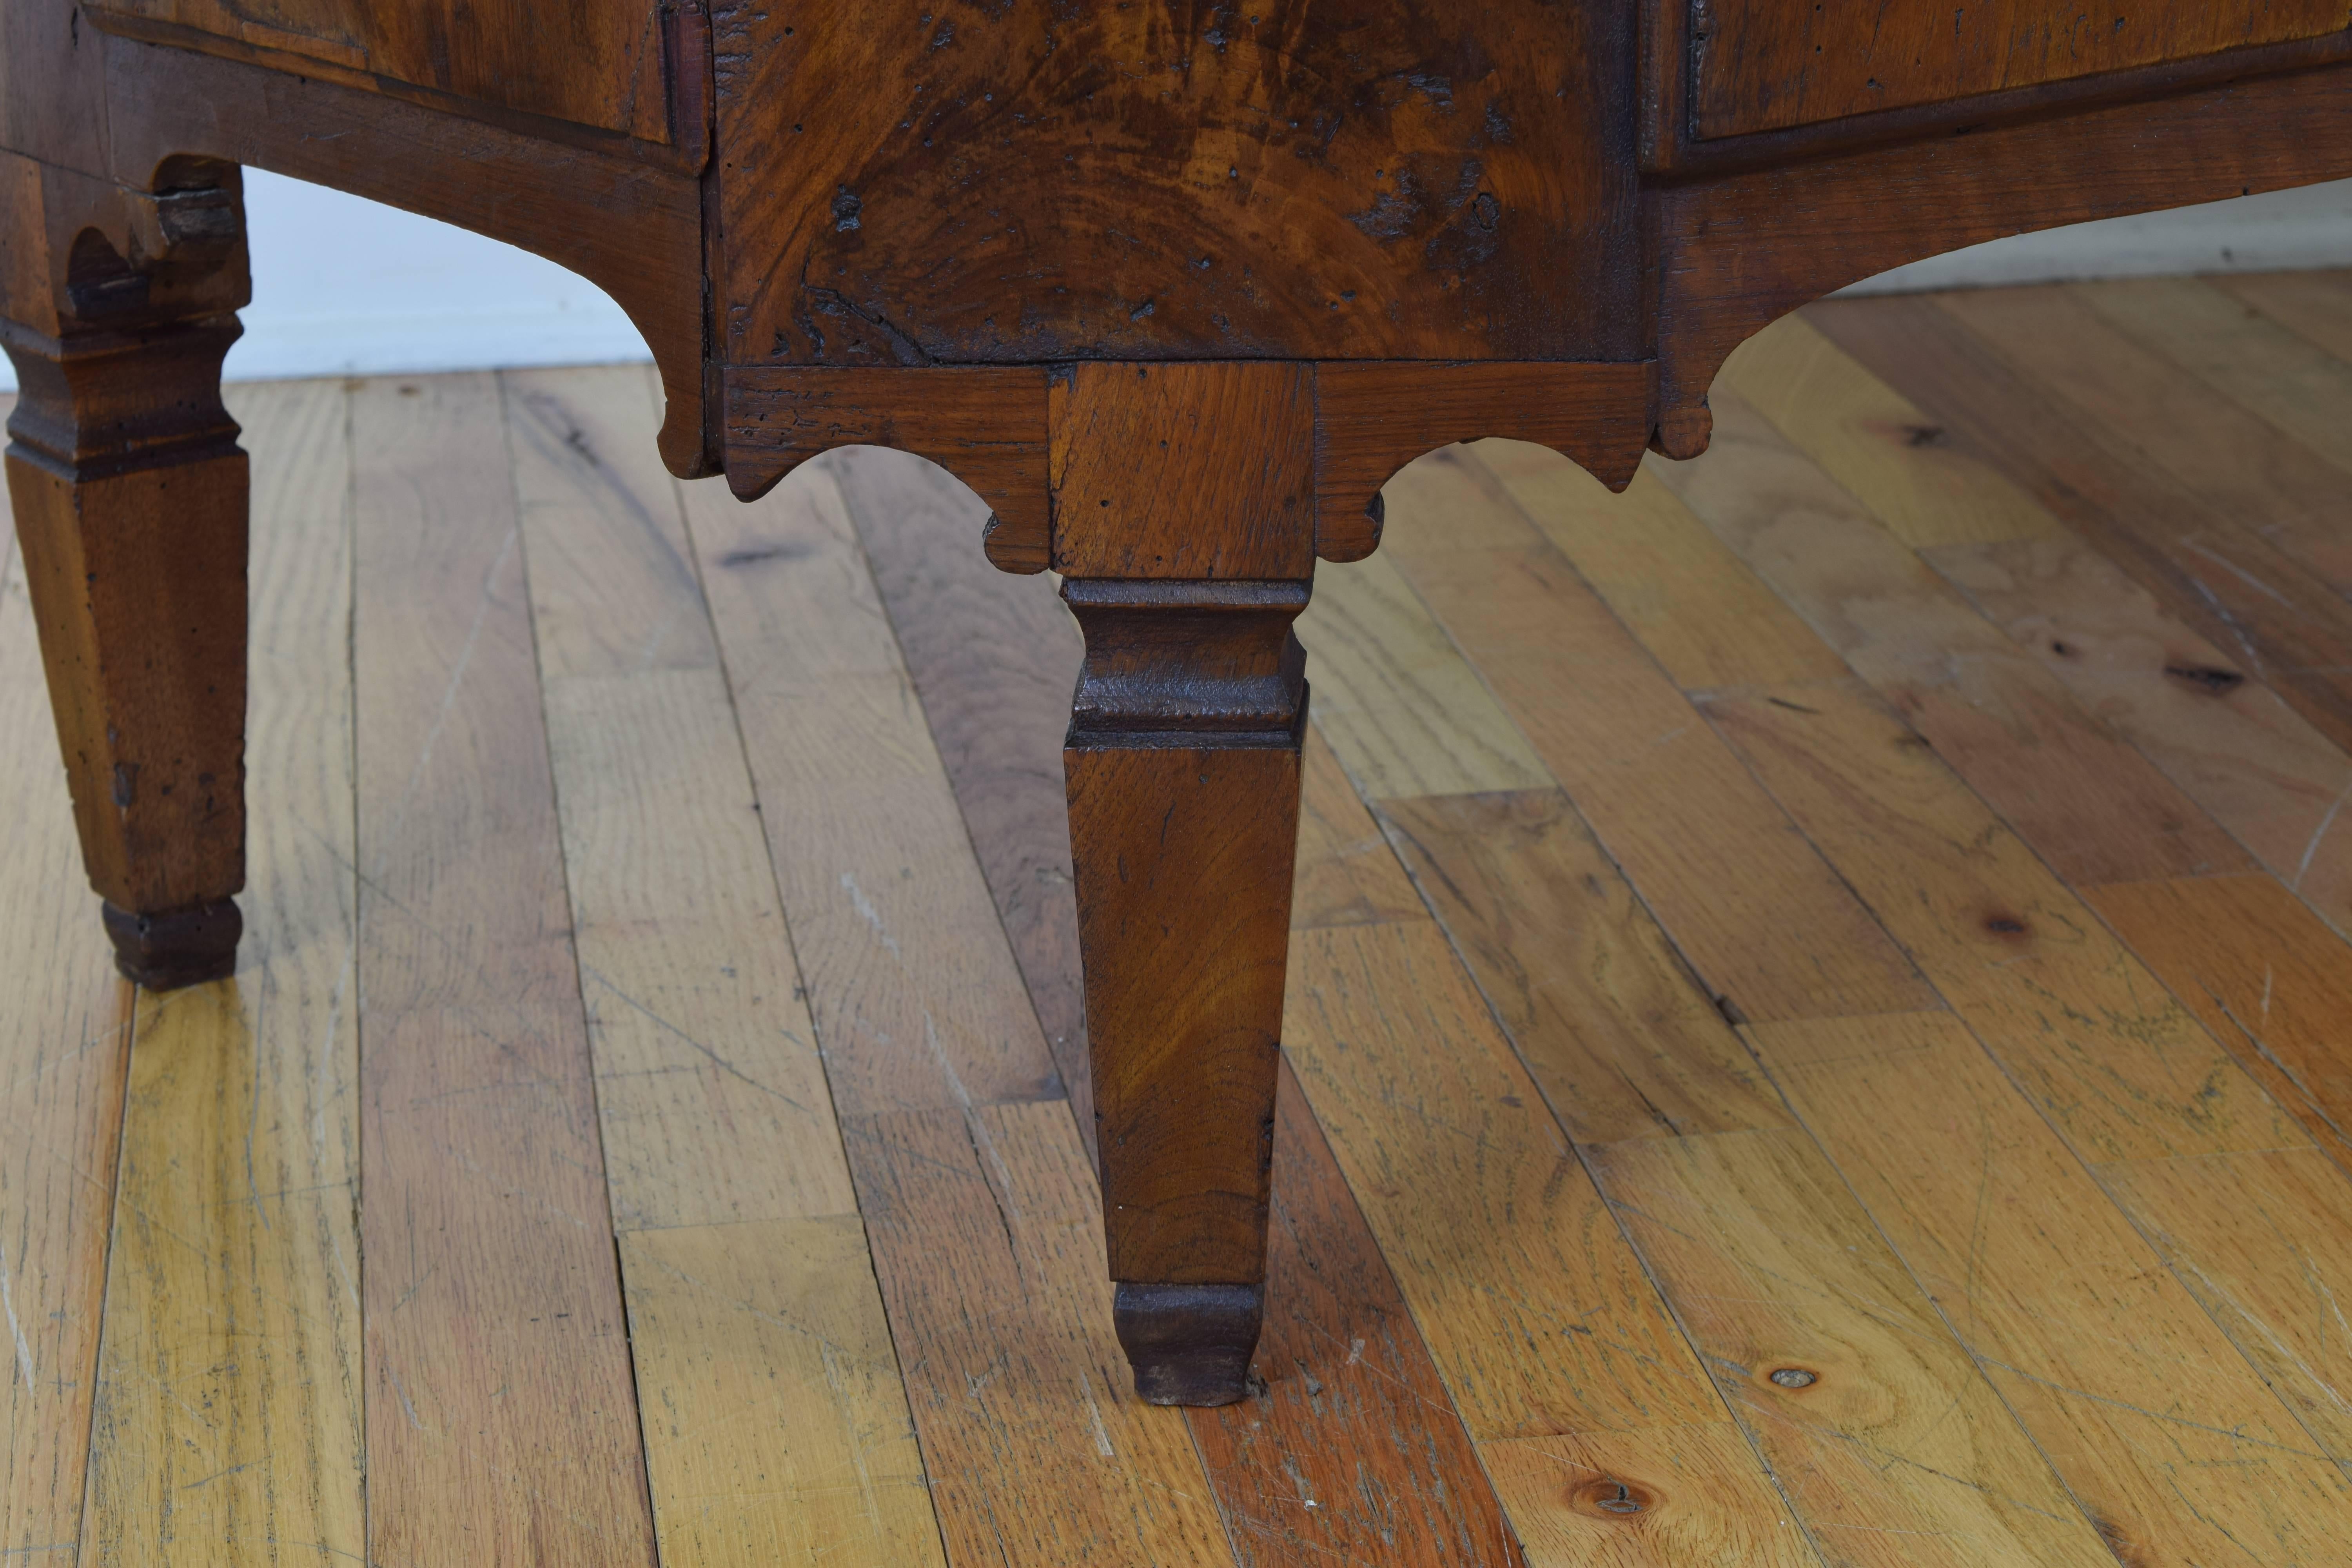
[9,0,2352,1405]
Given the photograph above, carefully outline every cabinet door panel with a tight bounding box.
[91,0,669,143]
[1692,0,2350,139]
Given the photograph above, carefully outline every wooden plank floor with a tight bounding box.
[13,275,2352,1565]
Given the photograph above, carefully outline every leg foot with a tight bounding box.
[1114,1282,1264,1406]
[102,898,242,989]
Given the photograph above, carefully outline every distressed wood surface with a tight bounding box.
[1653,380,2250,889]
[1931,282,2352,597]
[1311,363,1652,562]
[505,364,855,1231]
[1690,0,2348,138]
[840,439,1535,1561]
[1377,788,1792,1147]
[505,365,943,1566]
[621,1217,948,1568]
[1295,549,1554,802]
[0,389,139,1561]
[682,456,1063,1118]
[709,0,1637,366]
[2088,873,2352,1165]
[827,444,1094,1149]
[1050,361,1316,581]
[848,1101,1238,1568]
[350,374,655,1568]
[1590,1127,2115,1568]
[1703,681,2304,1163]
[20,263,2352,1563]
[79,378,363,1563]
[88,0,672,142]
[1756,1010,2352,1560]
[1377,447,1935,1022]
[1809,292,2352,761]
[1927,528,2352,940]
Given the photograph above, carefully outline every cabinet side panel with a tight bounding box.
[87,0,670,143]
[1692,0,2350,139]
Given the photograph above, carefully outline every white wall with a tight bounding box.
[5,167,2350,394]
[0,167,649,392]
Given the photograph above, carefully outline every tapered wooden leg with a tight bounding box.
[1064,580,1309,1405]
[1044,359,1324,1404]
[2,156,250,988]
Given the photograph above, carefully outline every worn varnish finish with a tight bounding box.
[21,0,2352,1420]
[23,278,2352,1556]
[1688,0,2350,139]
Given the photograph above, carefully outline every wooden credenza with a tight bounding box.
[7,0,2352,1407]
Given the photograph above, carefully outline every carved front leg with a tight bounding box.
[1065,580,1308,1404]
[1046,361,1319,1404]
[2,155,251,987]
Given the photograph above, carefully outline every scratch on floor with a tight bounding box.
[0,1237,35,1390]
[2293,777,2352,891]
[376,524,521,871]
[841,871,903,958]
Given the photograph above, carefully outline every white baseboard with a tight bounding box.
[4,170,2350,394]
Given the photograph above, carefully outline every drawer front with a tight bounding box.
[1691,0,2350,139]
[90,0,671,144]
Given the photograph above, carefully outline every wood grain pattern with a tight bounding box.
[1652,65,2352,456]
[1928,530,2352,941]
[1714,316,2058,549]
[1690,0,2348,138]
[1702,681,2306,1164]
[80,377,363,1562]
[1473,442,1849,691]
[1377,483,1933,1022]
[828,445,1093,1145]
[350,374,655,1568]
[513,369,942,1566]
[1291,727,1425,931]
[1069,740,1296,1285]
[1479,1426,1819,1568]
[710,0,1638,365]
[505,364,856,1233]
[1757,1009,2352,1560]
[1296,550,1553,802]
[721,367,1051,572]
[1931,282,2352,598]
[4,308,249,923]
[2098,1145,2352,1463]
[2083,274,2352,487]
[88,0,672,143]
[620,1217,948,1568]
[1190,1062,1534,1568]
[101,39,713,475]
[2088,873,2352,1164]
[0,387,135,1563]
[841,432,1534,1560]
[1588,1127,2114,1568]
[681,456,1063,1117]
[1311,362,1653,563]
[846,1101,1237,1568]
[1808,292,2352,761]
[1658,387,2251,889]
[1050,362,1315,581]
[1377,789,1793,1146]
[1283,919,1723,1440]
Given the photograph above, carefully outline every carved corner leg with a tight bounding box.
[2,156,251,987]
[1063,577,1309,1405]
